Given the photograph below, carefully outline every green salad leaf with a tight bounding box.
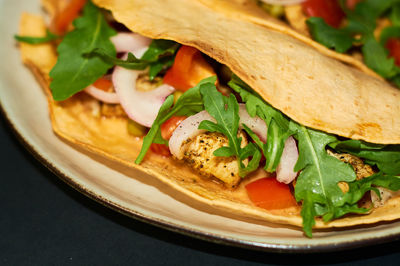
[390,3,400,26]
[49,1,117,101]
[329,140,400,175]
[362,35,399,78]
[228,75,293,172]
[291,124,358,237]
[199,84,261,177]
[343,172,400,205]
[14,30,60,44]
[306,17,354,53]
[306,0,400,87]
[85,40,180,80]
[135,76,216,164]
[84,48,149,69]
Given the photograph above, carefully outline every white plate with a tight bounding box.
[2,0,400,252]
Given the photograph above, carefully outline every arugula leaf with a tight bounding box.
[84,48,149,69]
[141,40,180,61]
[228,75,292,172]
[329,140,400,175]
[390,4,400,26]
[148,57,175,81]
[85,39,180,80]
[199,84,261,177]
[135,76,216,164]
[392,74,400,87]
[306,17,354,53]
[49,1,116,101]
[343,172,400,205]
[14,30,60,44]
[306,0,400,85]
[380,26,400,45]
[291,123,357,237]
[141,40,180,80]
[362,34,399,78]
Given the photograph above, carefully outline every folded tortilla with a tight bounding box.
[19,0,400,231]
[199,0,383,80]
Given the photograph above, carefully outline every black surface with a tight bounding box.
[1,114,400,266]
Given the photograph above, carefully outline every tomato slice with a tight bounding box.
[161,116,187,140]
[93,77,113,92]
[386,38,400,67]
[150,116,187,157]
[52,0,87,34]
[302,0,345,28]
[245,177,297,210]
[150,143,171,157]
[163,46,216,92]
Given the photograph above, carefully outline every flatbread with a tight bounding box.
[94,0,400,144]
[18,0,400,232]
[199,0,382,79]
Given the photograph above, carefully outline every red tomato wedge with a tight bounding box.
[245,177,297,210]
[302,0,345,28]
[163,46,216,92]
[161,116,187,140]
[52,0,87,34]
[150,143,171,157]
[93,77,113,92]
[150,116,187,157]
[386,38,400,67]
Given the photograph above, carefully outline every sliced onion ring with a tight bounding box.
[111,32,152,53]
[113,64,175,127]
[85,33,152,103]
[84,84,120,104]
[276,136,299,184]
[169,104,268,159]
[238,104,267,142]
[111,35,175,127]
[169,111,215,159]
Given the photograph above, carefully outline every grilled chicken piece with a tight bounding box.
[328,151,399,208]
[182,131,248,188]
[371,187,400,207]
[329,152,375,180]
[328,151,375,194]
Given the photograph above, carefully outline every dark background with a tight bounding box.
[1,113,400,266]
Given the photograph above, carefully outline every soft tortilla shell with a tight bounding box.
[199,0,381,80]
[18,9,400,230]
[94,0,400,145]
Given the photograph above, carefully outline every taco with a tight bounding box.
[16,0,400,237]
[222,0,400,88]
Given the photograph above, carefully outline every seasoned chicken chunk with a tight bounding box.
[329,151,400,208]
[328,150,375,194]
[329,152,375,180]
[182,131,248,188]
[371,187,400,207]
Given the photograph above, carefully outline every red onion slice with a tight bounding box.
[276,136,299,184]
[85,33,152,103]
[84,85,120,104]
[112,66,175,127]
[169,111,215,159]
[169,104,268,159]
[238,104,267,142]
[111,33,152,53]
